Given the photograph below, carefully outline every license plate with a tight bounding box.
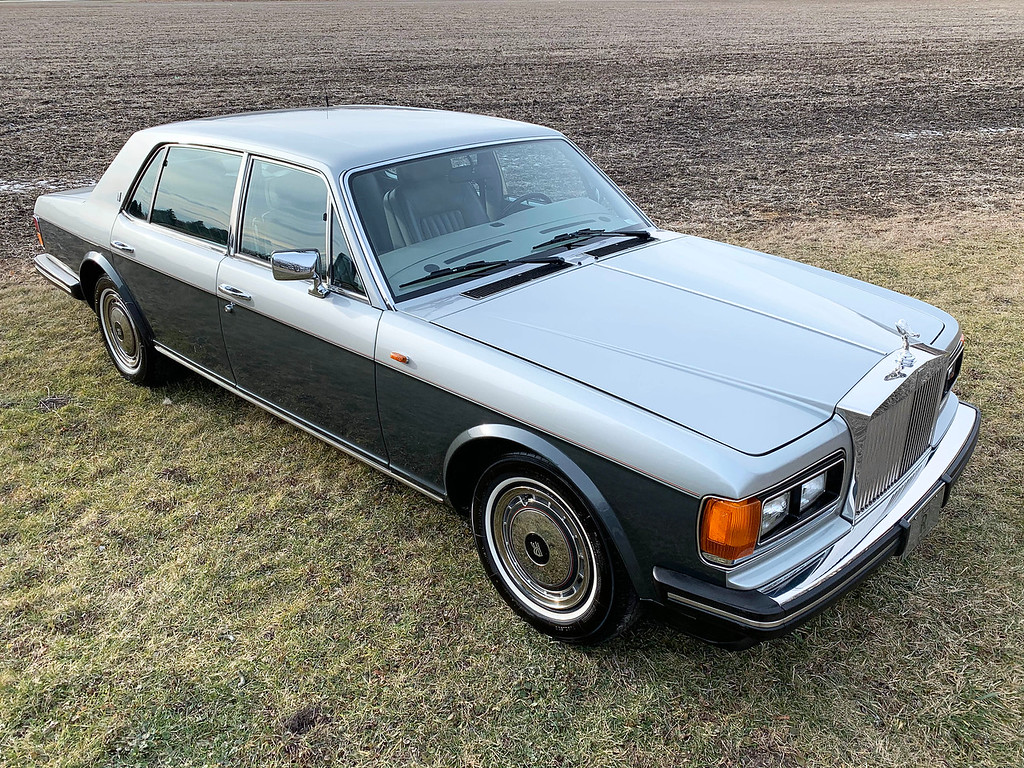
[901,485,945,559]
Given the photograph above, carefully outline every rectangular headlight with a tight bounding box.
[699,454,845,567]
[799,472,827,511]
[759,493,790,537]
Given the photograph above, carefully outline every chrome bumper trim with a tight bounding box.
[666,538,900,631]
[34,253,82,298]
[769,400,978,610]
[660,400,979,634]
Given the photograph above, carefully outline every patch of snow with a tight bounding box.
[895,126,1023,140]
[0,178,95,195]
[894,129,945,139]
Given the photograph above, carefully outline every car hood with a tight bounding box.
[430,235,946,455]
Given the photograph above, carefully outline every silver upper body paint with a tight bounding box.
[423,232,952,456]
[34,106,961,499]
[32,106,980,631]
[34,107,559,307]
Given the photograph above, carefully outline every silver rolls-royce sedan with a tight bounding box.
[33,107,979,647]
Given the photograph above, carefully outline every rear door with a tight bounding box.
[217,157,386,461]
[109,145,240,378]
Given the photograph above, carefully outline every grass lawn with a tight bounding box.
[2,214,1021,767]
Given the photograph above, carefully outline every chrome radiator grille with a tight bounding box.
[838,348,947,519]
[853,367,944,513]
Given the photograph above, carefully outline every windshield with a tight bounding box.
[348,139,649,301]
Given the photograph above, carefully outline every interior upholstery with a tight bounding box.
[383,157,488,248]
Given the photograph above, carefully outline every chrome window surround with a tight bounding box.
[697,450,847,570]
[236,157,328,263]
[230,153,370,304]
[116,142,372,306]
[338,136,654,310]
[117,142,244,254]
[328,207,367,299]
[148,145,244,248]
[121,145,168,223]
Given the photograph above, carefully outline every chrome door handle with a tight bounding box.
[110,240,134,254]
[218,284,252,301]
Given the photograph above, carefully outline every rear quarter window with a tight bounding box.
[125,147,166,221]
[151,146,241,246]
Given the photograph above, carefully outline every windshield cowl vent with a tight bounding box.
[461,262,567,299]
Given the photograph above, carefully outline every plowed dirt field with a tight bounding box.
[2,3,1023,767]
[2,0,1023,254]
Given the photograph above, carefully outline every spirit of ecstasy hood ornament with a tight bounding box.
[884,319,921,380]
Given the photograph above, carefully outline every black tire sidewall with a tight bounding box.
[94,276,154,386]
[471,453,631,644]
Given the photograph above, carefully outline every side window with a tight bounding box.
[330,210,364,295]
[151,146,241,246]
[125,147,166,221]
[240,160,328,265]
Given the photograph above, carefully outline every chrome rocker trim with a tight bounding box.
[655,400,980,644]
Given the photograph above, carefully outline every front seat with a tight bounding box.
[384,157,488,248]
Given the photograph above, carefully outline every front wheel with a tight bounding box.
[471,453,639,644]
[94,276,167,386]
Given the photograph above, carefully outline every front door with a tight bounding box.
[217,157,386,461]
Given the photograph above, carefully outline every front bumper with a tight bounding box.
[654,400,981,648]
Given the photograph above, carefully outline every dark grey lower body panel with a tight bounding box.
[154,343,443,503]
[110,252,233,379]
[376,364,701,601]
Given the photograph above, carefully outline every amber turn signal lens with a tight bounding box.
[700,497,761,564]
[33,216,44,247]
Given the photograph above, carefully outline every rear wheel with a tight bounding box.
[471,453,639,644]
[94,276,167,386]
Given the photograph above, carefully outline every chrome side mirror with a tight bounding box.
[271,249,329,298]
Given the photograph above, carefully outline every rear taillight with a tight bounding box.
[32,216,44,248]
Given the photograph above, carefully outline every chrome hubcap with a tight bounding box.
[100,289,141,374]
[487,477,596,622]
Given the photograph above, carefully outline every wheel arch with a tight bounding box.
[443,424,649,599]
[80,252,119,311]
[80,252,154,338]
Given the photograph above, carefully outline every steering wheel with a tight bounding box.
[498,192,552,218]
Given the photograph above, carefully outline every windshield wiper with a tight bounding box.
[399,254,568,289]
[531,227,653,252]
